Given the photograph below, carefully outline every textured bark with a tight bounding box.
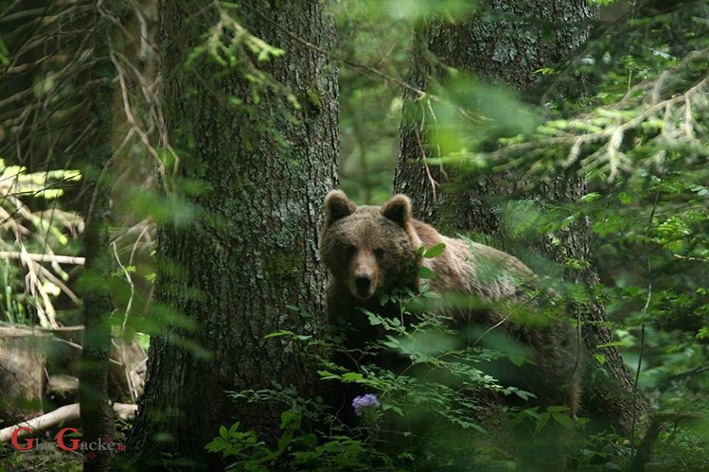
[394,0,645,436]
[78,5,117,472]
[396,0,598,228]
[127,1,339,470]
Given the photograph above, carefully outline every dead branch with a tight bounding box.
[0,403,137,443]
[0,252,85,265]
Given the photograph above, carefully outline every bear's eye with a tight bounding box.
[373,248,385,259]
[344,244,356,256]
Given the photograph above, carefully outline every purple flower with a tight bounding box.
[352,394,381,416]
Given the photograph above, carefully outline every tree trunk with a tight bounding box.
[78,4,117,472]
[394,0,645,436]
[127,2,339,470]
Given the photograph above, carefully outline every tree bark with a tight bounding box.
[127,1,339,470]
[394,0,645,436]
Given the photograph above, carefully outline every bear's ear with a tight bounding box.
[381,194,412,227]
[324,190,356,227]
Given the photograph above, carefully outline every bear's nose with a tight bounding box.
[354,276,372,296]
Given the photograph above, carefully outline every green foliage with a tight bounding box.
[185,3,286,79]
[205,412,392,472]
[209,385,399,471]
[426,76,542,160]
[205,421,282,471]
[210,281,587,471]
[428,5,709,470]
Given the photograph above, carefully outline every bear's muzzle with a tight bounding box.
[354,275,373,298]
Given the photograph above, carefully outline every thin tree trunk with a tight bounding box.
[127,1,339,470]
[394,0,645,436]
[79,4,117,472]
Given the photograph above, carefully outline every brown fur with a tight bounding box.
[319,190,580,415]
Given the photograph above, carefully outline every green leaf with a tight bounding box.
[301,433,317,448]
[366,311,384,326]
[418,266,436,279]
[698,327,709,340]
[534,412,551,435]
[552,413,574,428]
[382,404,404,416]
[580,192,600,203]
[515,390,536,401]
[341,372,364,383]
[423,243,446,258]
[316,370,340,380]
[257,49,269,62]
[264,330,294,339]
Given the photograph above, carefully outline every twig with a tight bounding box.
[630,171,663,464]
[111,241,137,401]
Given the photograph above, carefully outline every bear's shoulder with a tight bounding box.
[410,218,533,299]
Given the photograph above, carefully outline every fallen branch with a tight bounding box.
[0,403,137,443]
[0,251,85,265]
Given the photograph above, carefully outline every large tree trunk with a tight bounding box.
[394,0,645,436]
[127,1,339,470]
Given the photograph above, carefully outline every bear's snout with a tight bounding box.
[354,275,372,298]
[350,250,379,299]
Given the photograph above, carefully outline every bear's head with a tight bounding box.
[319,190,421,301]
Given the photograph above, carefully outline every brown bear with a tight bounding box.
[319,189,580,416]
